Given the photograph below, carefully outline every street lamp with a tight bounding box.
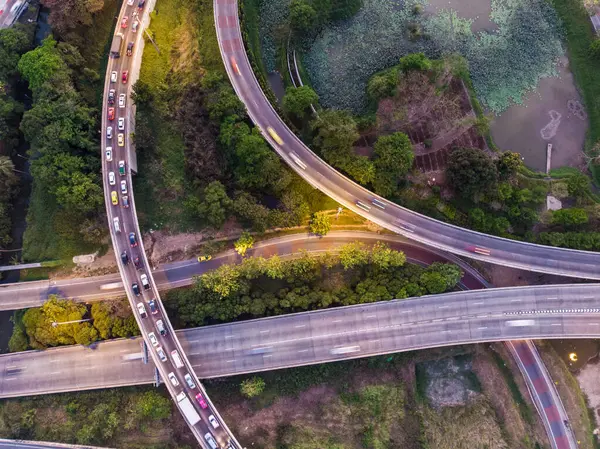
[51,318,92,328]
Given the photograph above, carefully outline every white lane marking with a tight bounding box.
[333,319,342,323]
[438,305,449,309]
[370,339,380,343]
[3,377,17,381]
[589,323,600,326]
[50,371,61,375]
[225,335,234,339]
[263,354,272,358]
[260,330,270,334]
[447,317,459,321]
[473,301,484,305]
[511,299,522,302]
[432,319,443,322]
[366,315,377,318]
[226,360,235,363]
[404,334,415,338]
[583,296,594,300]
[295,324,306,328]
[298,349,309,353]
[120,349,128,353]
[551,323,562,326]
[547,297,558,300]
[401,310,412,314]
[477,327,487,330]
[477,315,487,318]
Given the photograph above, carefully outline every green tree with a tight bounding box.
[551,208,589,228]
[18,37,68,94]
[232,192,270,232]
[446,148,498,199]
[419,271,447,294]
[344,155,375,185]
[566,172,591,199]
[235,231,255,256]
[426,262,463,290]
[240,376,266,398]
[198,181,233,228]
[0,25,33,81]
[370,242,406,269]
[289,0,317,34]
[234,129,283,190]
[590,39,600,59]
[399,53,432,72]
[131,79,154,108]
[496,151,523,178]
[135,391,172,420]
[310,211,331,236]
[0,156,18,199]
[367,69,398,102]
[339,241,370,270]
[282,85,318,118]
[372,132,414,196]
[311,109,359,163]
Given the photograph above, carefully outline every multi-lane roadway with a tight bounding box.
[100,1,238,448]
[0,439,114,449]
[213,0,600,280]
[0,231,489,311]
[3,283,600,399]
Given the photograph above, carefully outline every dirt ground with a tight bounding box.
[491,55,588,172]
[576,359,600,426]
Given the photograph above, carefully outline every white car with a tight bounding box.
[208,415,219,429]
[148,332,159,347]
[110,71,117,83]
[113,217,120,233]
[118,93,126,108]
[120,180,127,194]
[168,372,179,387]
[118,117,125,131]
[105,147,112,161]
[127,0,134,4]
[136,302,147,318]
[156,346,167,362]
[184,373,196,389]
[140,273,150,290]
[106,126,112,139]
[108,171,116,185]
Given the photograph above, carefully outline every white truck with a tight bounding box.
[176,392,201,426]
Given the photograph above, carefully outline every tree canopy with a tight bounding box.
[446,148,498,199]
[372,132,414,196]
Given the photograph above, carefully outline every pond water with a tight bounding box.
[549,339,600,372]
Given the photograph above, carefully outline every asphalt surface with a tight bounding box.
[2,283,600,399]
[507,341,576,449]
[101,2,237,448]
[0,231,488,311]
[0,0,24,28]
[0,439,114,449]
[213,0,600,280]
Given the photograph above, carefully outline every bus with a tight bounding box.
[110,33,124,58]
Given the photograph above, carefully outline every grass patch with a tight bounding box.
[549,0,600,179]
[549,166,584,178]
[490,350,533,425]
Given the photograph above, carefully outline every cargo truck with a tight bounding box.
[110,33,124,58]
[176,392,201,426]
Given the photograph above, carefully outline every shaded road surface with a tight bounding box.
[507,341,576,449]
[213,0,600,280]
[2,284,600,398]
[0,439,114,449]
[0,231,488,311]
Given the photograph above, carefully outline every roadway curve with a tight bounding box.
[0,231,488,310]
[213,0,600,280]
[0,439,114,449]
[101,2,239,448]
[2,283,600,396]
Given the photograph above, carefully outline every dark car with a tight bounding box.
[126,42,134,56]
[129,232,138,247]
[148,299,158,315]
[132,283,140,296]
[120,251,129,265]
[108,89,115,104]
[134,256,142,269]
[138,0,146,9]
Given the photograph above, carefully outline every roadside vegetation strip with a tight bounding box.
[549,0,600,183]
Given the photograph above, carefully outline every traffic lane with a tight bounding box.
[219,1,600,279]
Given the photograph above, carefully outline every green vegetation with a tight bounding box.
[549,0,600,182]
[309,211,331,235]
[234,231,255,256]
[134,0,337,235]
[490,350,533,425]
[166,241,461,326]
[0,387,192,448]
[9,296,139,351]
[240,377,266,398]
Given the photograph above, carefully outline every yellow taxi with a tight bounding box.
[111,191,119,205]
[267,126,283,145]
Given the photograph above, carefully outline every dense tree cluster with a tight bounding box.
[165,242,462,326]
[9,297,139,351]
[288,0,363,38]
[537,232,600,251]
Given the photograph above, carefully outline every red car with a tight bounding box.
[230,56,240,75]
[121,16,128,28]
[122,71,129,83]
[108,107,115,121]
[467,245,491,256]
[195,393,208,409]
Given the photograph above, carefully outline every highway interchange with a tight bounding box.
[214,0,600,280]
[0,231,489,310]
[100,1,238,448]
[3,283,600,397]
